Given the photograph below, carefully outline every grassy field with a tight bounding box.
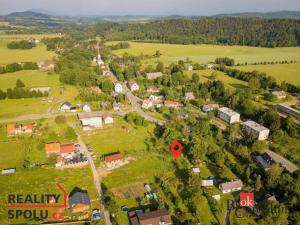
[236,63,300,85]
[185,69,248,90]
[0,70,78,118]
[82,117,154,158]
[108,41,300,65]
[0,34,57,65]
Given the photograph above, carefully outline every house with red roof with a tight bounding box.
[164,100,181,108]
[60,144,75,158]
[104,153,127,169]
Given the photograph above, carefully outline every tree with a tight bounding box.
[252,140,267,154]
[282,116,297,137]
[156,61,164,73]
[101,79,113,94]
[16,79,25,88]
[155,50,161,58]
[248,77,261,92]
[255,175,262,191]
[261,109,281,133]
[192,73,199,83]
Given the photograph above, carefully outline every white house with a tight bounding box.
[82,103,91,112]
[271,89,286,99]
[219,179,243,194]
[242,120,270,140]
[128,80,139,92]
[142,100,153,109]
[146,72,162,80]
[104,153,127,169]
[78,112,102,131]
[103,114,114,124]
[114,82,123,93]
[217,107,240,124]
[60,102,72,111]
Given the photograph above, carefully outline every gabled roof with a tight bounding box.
[104,153,124,163]
[60,144,74,154]
[61,101,71,107]
[7,124,16,133]
[45,143,60,153]
[138,209,172,224]
[68,191,90,207]
[220,179,243,191]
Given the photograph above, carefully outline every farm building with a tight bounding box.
[7,123,33,136]
[78,112,103,130]
[104,153,126,169]
[30,86,51,93]
[242,120,270,140]
[277,104,300,119]
[68,191,91,213]
[217,107,240,124]
[146,72,162,80]
[219,179,243,194]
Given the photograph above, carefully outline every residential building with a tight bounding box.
[104,153,125,169]
[60,102,72,111]
[103,114,114,124]
[82,103,91,112]
[7,124,33,136]
[219,179,243,194]
[147,86,159,93]
[277,104,300,119]
[146,72,162,80]
[29,86,51,93]
[114,82,123,93]
[142,100,153,109]
[128,80,139,92]
[205,64,214,69]
[60,144,75,158]
[271,89,286,99]
[68,191,91,213]
[113,102,121,111]
[192,167,200,173]
[265,150,298,173]
[202,104,219,113]
[185,92,195,101]
[242,120,270,140]
[1,168,16,175]
[78,112,103,130]
[164,100,180,108]
[254,153,273,171]
[149,95,163,103]
[45,143,60,155]
[38,60,54,71]
[187,65,193,71]
[129,208,172,225]
[217,107,240,124]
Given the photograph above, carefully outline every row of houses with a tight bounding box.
[217,107,270,140]
[7,123,34,136]
[60,102,91,112]
[78,112,114,131]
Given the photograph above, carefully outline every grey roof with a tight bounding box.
[243,120,269,132]
[220,179,243,191]
[62,101,71,107]
[266,150,298,173]
[218,107,239,116]
[78,112,102,119]
[68,191,90,207]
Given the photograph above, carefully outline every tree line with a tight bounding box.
[0,62,38,74]
[91,17,300,47]
[7,40,36,49]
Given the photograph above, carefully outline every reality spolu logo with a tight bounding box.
[5,182,67,221]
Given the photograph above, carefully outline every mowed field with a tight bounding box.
[0,70,78,118]
[108,41,300,65]
[236,63,300,85]
[0,34,57,65]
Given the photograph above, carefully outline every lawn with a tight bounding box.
[0,34,57,66]
[0,70,78,118]
[82,117,154,158]
[108,41,300,65]
[185,69,248,90]
[236,63,300,85]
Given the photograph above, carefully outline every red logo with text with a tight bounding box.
[240,192,254,207]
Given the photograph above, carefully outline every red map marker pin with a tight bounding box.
[170,141,182,159]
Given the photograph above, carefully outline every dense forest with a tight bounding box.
[91,17,300,47]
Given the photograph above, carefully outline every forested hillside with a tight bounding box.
[93,17,300,47]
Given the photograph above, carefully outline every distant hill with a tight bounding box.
[214,11,300,19]
[6,11,50,19]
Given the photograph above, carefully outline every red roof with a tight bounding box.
[164,100,179,106]
[57,155,63,162]
[104,153,124,163]
[60,144,74,154]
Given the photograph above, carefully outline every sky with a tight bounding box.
[0,0,300,16]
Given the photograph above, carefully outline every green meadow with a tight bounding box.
[0,70,78,118]
[0,34,57,66]
[236,63,300,85]
[108,41,300,65]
